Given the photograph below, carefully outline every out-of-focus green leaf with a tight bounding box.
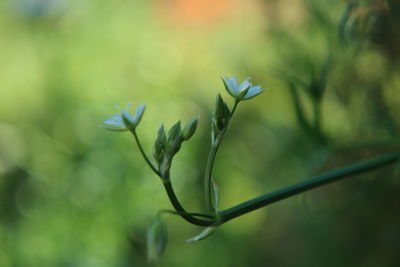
[147,216,168,263]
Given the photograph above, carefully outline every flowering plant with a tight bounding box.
[100,75,399,262]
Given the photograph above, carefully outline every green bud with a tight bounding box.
[153,124,166,167]
[182,116,199,141]
[165,121,183,158]
[214,94,230,132]
[147,216,168,263]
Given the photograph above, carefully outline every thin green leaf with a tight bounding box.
[186,227,217,242]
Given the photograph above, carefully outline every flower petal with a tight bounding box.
[98,124,128,131]
[222,75,240,97]
[238,79,252,92]
[109,114,123,123]
[243,86,265,100]
[132,104,146,125]
[103,116,125,128]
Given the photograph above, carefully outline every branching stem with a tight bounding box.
[164,150,399,227]
[130,109,399,229]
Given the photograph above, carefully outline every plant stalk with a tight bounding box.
[204,101,239,214]
[132,130,161,176]
[219,150,399,223]
[167,150,399,226]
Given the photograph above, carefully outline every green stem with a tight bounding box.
[204,144,221,213]
[169,150,399,227]
[230,100,239,115]
[163,180,215,226]
[219,150,399,223]
[158,209,214,219]
[132,130,161,177]
[204,101,240,213]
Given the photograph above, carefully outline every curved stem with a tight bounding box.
[204,101,240,213]
[131,130,161,177]
[204,143,221,213]
[158,150,398,227]
[219,150,399,223]
[163,180,215,226]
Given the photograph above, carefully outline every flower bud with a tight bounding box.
[153,124,166,167]
[165,121,183,158]
[182,116,199,141]
[214,94,230,132]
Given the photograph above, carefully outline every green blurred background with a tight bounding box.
[1,0,400,266]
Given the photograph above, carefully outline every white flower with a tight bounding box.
[222,75,265,101]
[100,103,145,132]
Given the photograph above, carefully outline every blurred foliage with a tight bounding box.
[0,0,399,266]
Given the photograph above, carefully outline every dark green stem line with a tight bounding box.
[158,209,214,219]
[204,101,240,213]
[204,146,220,213]
[162,150,399,227]
[163,180,215,226]
[219,151,399,223]
[131,130,161,177]
[230,100,239,115]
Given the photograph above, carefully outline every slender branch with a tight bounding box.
[204,101,240,213]
[230,100,239,115]
[219,150,399,223]
[163,180,215,226]
[204,144,221,213]
[158,209,214,219]
[131,130,161,176]
[157,150,399,227]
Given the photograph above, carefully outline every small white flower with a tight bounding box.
[100,103,146,132]
[222,75,265,101]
